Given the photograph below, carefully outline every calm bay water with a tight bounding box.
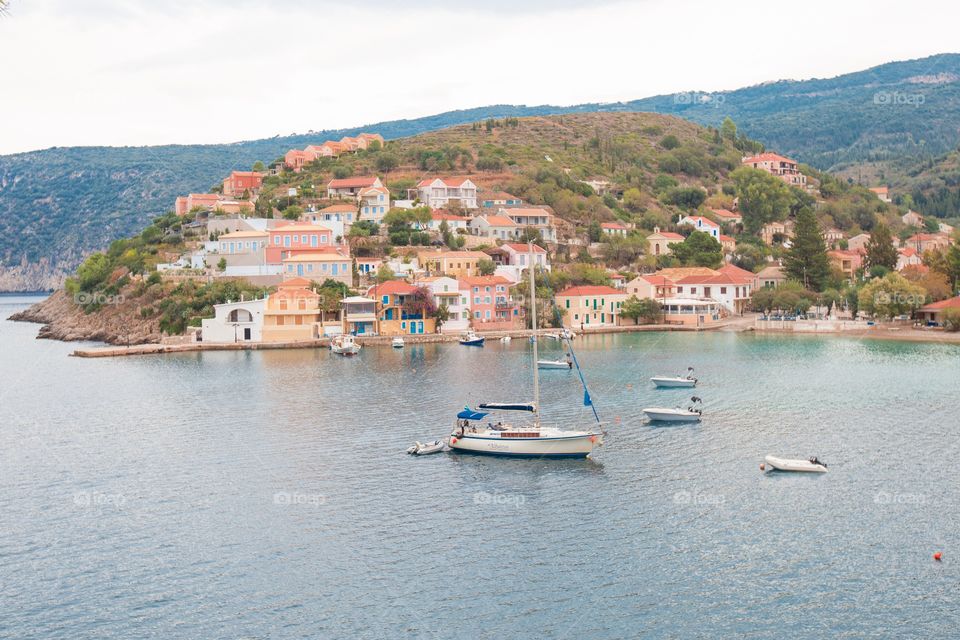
[2,293,959,638]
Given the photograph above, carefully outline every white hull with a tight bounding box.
[392,338,404,348]
[764,455,827,473]
[449,429,601,458]
[643,408,701,422]
[537,360,571,370]
[651,377,696,388]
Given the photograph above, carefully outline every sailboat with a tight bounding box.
[448,243,604,458]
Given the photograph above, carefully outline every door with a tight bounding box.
[297,264,304,276]
[418,321,424,334]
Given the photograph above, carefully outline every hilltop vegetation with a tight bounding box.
[3,54,960,289]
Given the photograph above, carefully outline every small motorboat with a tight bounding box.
[331,334,361,356]
[651,367,697,388]
[407,440,446,455]
[459,331,485,346]
[500,336,512,343]
[392,337,405,349]
[538,358,572,370]
[763,455,828,473]
[559,328,576,340]
[643,397,703,422]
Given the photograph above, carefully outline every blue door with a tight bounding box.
[297,264,304,276]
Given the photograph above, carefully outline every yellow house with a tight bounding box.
[262,278,322,342]
[418,250,489,278]
[281,251,352,285]
[555,285,628,329]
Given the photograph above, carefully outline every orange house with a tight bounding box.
[262,278,322,342]
[266,223,335,265]
[222,171,264,198]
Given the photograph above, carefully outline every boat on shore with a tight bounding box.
[763,455,828,473]
[651,367,697,388]
[331,334,361,356]
[643,397,703,422]
[448,242,604,459]
[459,331,485,346]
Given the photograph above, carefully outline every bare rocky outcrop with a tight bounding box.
[9,289,163,345]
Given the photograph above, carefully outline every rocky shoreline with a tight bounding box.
[8,290,162,345]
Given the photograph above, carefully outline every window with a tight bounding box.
[284,235,291,247]
[474,311,481,319]
[721,287,727,294]
[311,235,318,247]
[332,264,338,275]
[484,296,491,304]
[382,295,389,305]
[308,264,314,272]
[474,296,481,305]
[565,299,570,308]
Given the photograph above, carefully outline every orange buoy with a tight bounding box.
[934,552,942,561]
[760,463,766,471]
[450,437,457,445]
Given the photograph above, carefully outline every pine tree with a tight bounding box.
[783,208,830,291]
[864,221,898,272]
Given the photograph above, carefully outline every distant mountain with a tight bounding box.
[2,53,959,290]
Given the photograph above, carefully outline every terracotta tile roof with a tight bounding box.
[477,215,518,227]
[367,280,417,296]
[601,221,629,229]
[680,216,720,228]
[319,203,357,213]
[710,208,740,219]
[460,275,512,287]
[327,176,380,189]
[501,243,546,253]
[742,152,797,165]
[649,230,684,240]
[431,211,470,221]
[920,296,960,311]
[718,263,755,279]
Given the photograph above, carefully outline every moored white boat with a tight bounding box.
[459,331,485,346]
[392,337,405,348]
[643,397,702,422]
[331,334,361,355]
[764,455,828,473]
[500,336,512,343]
[537,358,572,370]
[407,439,445,455]
[651,367,697,388]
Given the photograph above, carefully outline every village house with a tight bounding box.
[660,298,723,327]
[200,297,266,343]
[418,250,488,278]
[601,221,630,237]
[503,207,557,243]
[214,230,274,275]
[411,177,478,209]
[828,249,864,279]
[460,275,520,330]
[902,210,924,227]
[710,208,742,227]
[741,152,807,187]
[327,176,383,199]
[175,193,222,216]
[847,233,871,252]
[307,203,357,228]
[480,191,523,208]
[284,133,384,171]
[582,178,612,195]
[647,227,685,257]
[556,286,627,329]
[355,257,382,279]
[939,221,955,234]
[367,280,436,336]
[755,265,787,289]
[824,228,845,248]
[916,295,960,326]
[678,215,721,240]
[283,149,312,172]
[897,247,924,271]
[261,278,323,342]
[424,210,470,233]
[341,296,378,336]
[484,243,549,283]
[359,185,390,223]
[222,171,264,198]
[719,234,736,253]
[673,270,753,315]
[415,276,471,333]
[761,220,794,246]
[265,223,336,265]
[469,214,519,240]
[625,274,677,301]
[904,232,952,253]
[609,273,626,289]
[869,186,892,203]
[281,251,352,285]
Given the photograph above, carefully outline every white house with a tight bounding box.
[426,211,470,233]
[416,276,471,333]
[469,214,518,240]
[411,177,478,209]
[500,242,549,271]
[678,215,721,240]
[601,221,629,237]
[200,297,266,343]
[504,208,557,243]
[358,185,390,223]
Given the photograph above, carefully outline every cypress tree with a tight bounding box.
[784,208,831,290]
[864,221,898,272]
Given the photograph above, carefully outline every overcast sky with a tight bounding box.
[1,0,957,154]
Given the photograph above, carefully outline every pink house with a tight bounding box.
[175,193,221,216]
[741,152,807,187]
[460,275,520,329]
[265,223,336,265]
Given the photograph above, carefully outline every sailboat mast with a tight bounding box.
[528,242,540,420]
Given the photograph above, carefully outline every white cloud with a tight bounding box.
[0,0,956,154]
